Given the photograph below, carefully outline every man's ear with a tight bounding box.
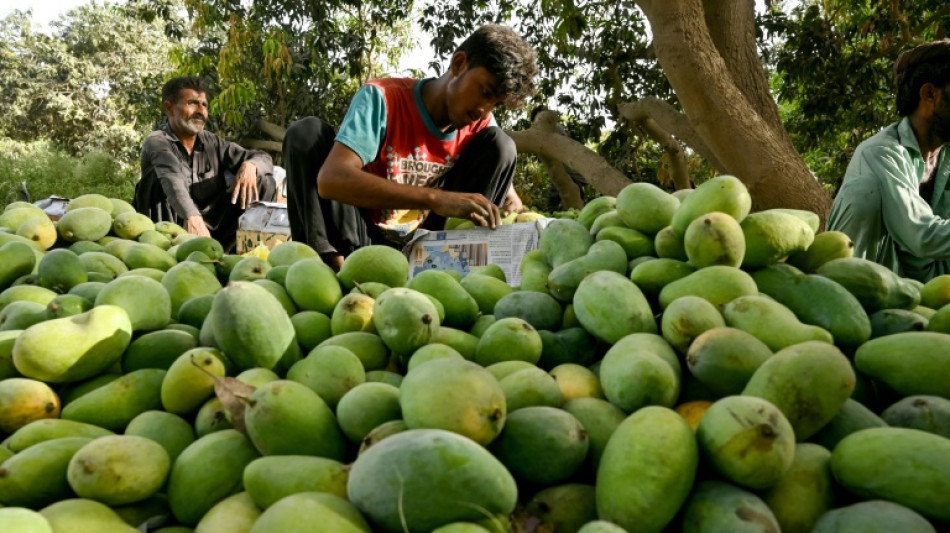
[162,100,173,116]
[920,82,940,105]
[449,52,468,77]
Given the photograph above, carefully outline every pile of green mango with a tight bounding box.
[1,182,949,533]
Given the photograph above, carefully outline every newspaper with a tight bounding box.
[404,218,553,287]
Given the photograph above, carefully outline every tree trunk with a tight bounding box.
[255,119,287,142]
[239,138,283,153]
[636,0,832,224]
[507,111,632,196]
[541,155,585,209]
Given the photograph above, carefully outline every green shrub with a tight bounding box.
[0,139,136,204]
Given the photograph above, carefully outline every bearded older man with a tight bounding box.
[135,76,276,250]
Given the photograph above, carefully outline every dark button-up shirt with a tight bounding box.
[136,124,273,222]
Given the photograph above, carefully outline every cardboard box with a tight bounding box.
[236,201,291,254]
[34,196,70,221]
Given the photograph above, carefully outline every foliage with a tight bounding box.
[762,0,950,191]
[173,0,417,142]
[0,3,182,165]
[0,139,137,204]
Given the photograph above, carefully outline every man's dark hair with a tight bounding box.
[455,24,538,108]
[161,76,210,105]
[894,39,950,116]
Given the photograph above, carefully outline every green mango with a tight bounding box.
[400,358,506,446]
[12,305,132,383]
[539,219,593,268]
[154,221,188,240]
[160,348,226,414]
[816,257,920,312]
[576,196,617,230]
[372,287,440,356]
[249,492,370,533]
[95,275,172,332]
[595,226,655,260]
[786,230,855,272]
[316,331,389,371]
[335,382,401,443]
[267,240,319,267]
[56,207,113,242]
[761,443,835,533]
[489,406,587,487]
[286,345,366,409]
[660,295,726,354]
[498,367,563,412]
[812,500,936,533]
[697,395,795,490]
[854,332,950,398]
[740,209,815,268]
[616,182,678,235]
[137,229,172,250]
[121,242,177,271]
[831,427,950,522]
[194,492,261,533]
[228,256,271,282]
[475,317,542,366]
[724,295,834,351]
[175,236,224,262]
[467,263,506,281]
[40,498,139,533]
[429,326,480,361]
[0,241,37,291]
[547,240,628,302]
[122,329,198,372]
[600,343,678,413]
[338,244,409,290]
[752,263,871,347]
[518,249,552,294]
[60,369,166,431]
[77,251,128,280]
[67,193,112,213]
[243,455,348,509]
[0,507,52,533]
[252,278,297,316]
[347,429,516,532]
[407,270,479,329]
[161,260,222,320]
[66,435,170,506]
[112,211,155,240]
[1,419,113,453]
[167,430,261,526]
[653,224,689,261]
[681,480,781,533]
[37,249,87,293]
[209,282,297,371]
[0,300,47,331]
[244,380,347,459]
[810,398,888,450]
[629,257,696,297]
[290,310,333,352]
[686,327,773,397]
[125,410,196,464]
[0,285,57,312]
[683,211,745,268]
[881,395,950,438]
[869,308,928,337]
[284,258,342,315]
[596,406,697,533]
[658,265,758,310]
[573,270,657,344]
[524,484,597,533]
[671,175,751,236]
[69,240,105,255]
[0,437,93,508]
[537,327,599,369]
[459,274,513,315]
[562,397,626,472]
[742,341,855,441]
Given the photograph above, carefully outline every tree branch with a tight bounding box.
[254,118,286,142]
[636,117,691,190]
[618,97,725,173]
[507,110,632,196]
[239,138,282,153]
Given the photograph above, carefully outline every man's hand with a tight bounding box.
[230,162,259,209]
[432,191,501,229]
[185,215,212,237]
[501,185,524,216]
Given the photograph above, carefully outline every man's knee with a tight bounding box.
[476,126,517,165]
[283,116,334,155]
